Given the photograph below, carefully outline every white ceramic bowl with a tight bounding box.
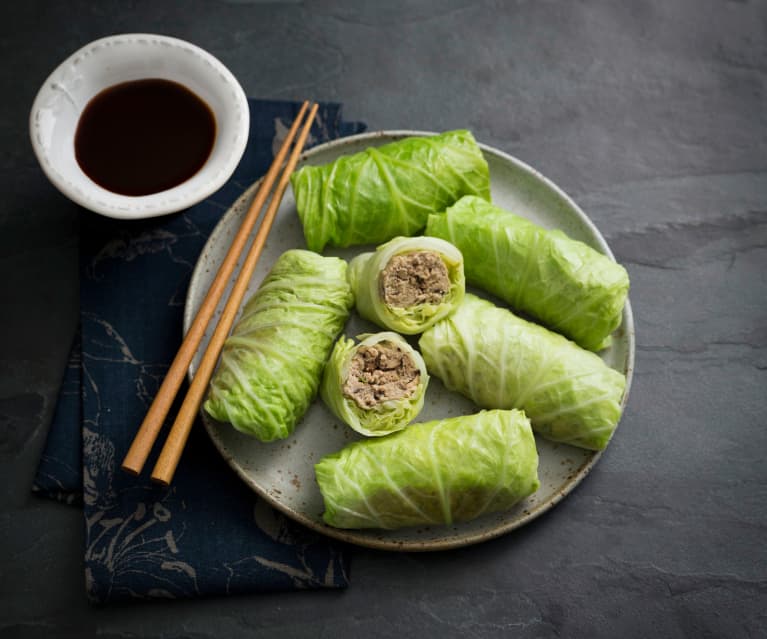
[29,34,249,219]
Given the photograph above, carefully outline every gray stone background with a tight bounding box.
[1,1,765,637]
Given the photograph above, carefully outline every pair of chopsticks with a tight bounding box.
[122,101,319,485]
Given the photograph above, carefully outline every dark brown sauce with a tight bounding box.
[74,79,216,196]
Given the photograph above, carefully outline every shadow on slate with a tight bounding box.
[32,99,366,603]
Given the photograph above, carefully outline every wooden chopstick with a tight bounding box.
[149,102,320,486]
[121,100,316,477]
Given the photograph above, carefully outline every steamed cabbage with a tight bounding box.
[320,332,429,437]
[426,195,629,350]
[291,130,490,252]
[315,409,539,529]
[204,250,354,441]
[348,236,465,335]
[419,294,626,450]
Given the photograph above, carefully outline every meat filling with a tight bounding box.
[379,251,450,308]
[343,341,421,409]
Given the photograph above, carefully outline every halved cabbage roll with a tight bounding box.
[204,249,354,442]
[315,409,539,529]
[348,236,465,335]
[426,195,629,351]
[419,294,626,451]
[291,130,490,252]
[320,332,429,437]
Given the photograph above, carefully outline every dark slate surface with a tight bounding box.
[1,1,765,637]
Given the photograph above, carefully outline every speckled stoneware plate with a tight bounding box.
[183,131,635,551]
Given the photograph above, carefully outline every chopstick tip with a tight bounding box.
[120,458,143,476]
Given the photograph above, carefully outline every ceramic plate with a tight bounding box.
[183,131,635,551]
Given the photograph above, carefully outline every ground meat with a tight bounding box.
[342,341,421,409]
[379,251,450,307]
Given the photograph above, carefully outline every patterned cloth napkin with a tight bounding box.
[33,99,366,603]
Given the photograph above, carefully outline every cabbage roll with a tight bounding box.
[320,332,429,437]
[426,195,629,351]
[315,409,539,529]
[348,236,465,335]
[419,294,626,450]
[204,250,354,441]
[291,130,490,252]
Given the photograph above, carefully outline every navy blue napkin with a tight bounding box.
[33,99,366,603]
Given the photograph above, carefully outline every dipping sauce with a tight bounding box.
[74,79,216,196]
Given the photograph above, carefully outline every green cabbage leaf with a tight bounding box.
[419,294,626,450]
[320,332,429,437]
[426,195,629,351]
[204,249,354,441]
[291,130,490,252]
[315,409,539,529]
[348,236,465,335]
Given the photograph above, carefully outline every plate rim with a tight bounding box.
[184,129,636,552]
